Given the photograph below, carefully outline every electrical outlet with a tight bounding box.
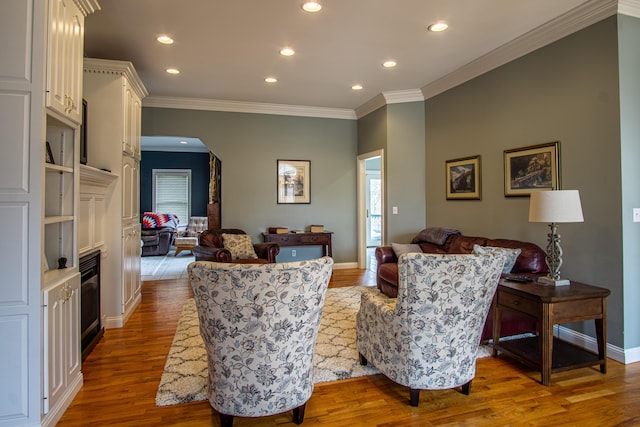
[291,249,297,257]
[392,206,398,214]
[634,208,640,223]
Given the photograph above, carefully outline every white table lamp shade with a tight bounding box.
[529,190,584,223]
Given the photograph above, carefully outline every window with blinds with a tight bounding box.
[152,169,191,225]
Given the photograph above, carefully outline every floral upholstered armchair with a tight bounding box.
[187,257,334,427]
[356,252,505,406]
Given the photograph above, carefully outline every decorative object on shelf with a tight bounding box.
[445,155,481,200]
[277,159,310,204]
[308,224,324,232]
[528,189,584,286]
[57,257,67,269]
[45,141,55,164]
[504,141,560,197]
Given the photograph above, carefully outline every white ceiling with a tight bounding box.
[84,1,636,150]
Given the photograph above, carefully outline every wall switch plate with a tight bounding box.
[634,208,640,222]
[392,206,398,214]
[291,249,296,257]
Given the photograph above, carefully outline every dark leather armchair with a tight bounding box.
[193,228,279,263]
[141,227,174,257]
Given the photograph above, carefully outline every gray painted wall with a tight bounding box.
[141,108,357,263]
[425,17,625,346]
[618,14,640,349]
[386,102,426,243]
[357,103,426,244]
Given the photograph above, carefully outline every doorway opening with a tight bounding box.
[357,150,384,270]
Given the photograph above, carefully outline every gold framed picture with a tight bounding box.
[445,155,481,200]
[504,141,560,197]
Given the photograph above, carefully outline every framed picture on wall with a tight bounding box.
[277,159,310,204]
[504,141,560,197]
[445,155,481,200]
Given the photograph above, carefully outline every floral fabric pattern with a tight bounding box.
[188,257,334,417]
[356,253,504,391]
[473,244,522,274]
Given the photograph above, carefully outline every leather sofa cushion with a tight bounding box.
[487,238,548,274]
[444,235,487,253]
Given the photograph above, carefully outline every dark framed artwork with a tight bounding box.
[45,141,55,164]
[445,155,481,200]
[504,141,560,197]
[277,159,310,204]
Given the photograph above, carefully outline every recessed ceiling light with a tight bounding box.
[352,84,363,91]
[428,22,448,32]
[302,1,322,12]
[179,140,188,145]
[157,35,174,45]
[265,77,277,83]
[166,68,180,75]
[280,47,295,56]
[382,60,397,68]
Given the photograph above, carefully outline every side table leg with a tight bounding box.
[540,303,553,386]
[492,294,501,357]
[595,316,607,374]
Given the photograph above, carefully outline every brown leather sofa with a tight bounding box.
[376,231,548,341]
[193,228,280,263]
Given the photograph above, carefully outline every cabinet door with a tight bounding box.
[46,0,67,118]
[65,274,81,382]
[46,0,84,123]
[64,3,83,123]
[43,273,80,415]
[121,225,137,314]
[43,283,66,414]
[122,79,134,155]
[122,157,133,221]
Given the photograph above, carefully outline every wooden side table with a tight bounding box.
[492,278,610,385]
[262,232,333,257]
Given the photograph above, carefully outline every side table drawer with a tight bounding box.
[498,291,538,317]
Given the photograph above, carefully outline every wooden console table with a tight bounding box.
[492,278,610,386]
[262,232,333,257]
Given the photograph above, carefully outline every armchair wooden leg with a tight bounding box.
[461,380,471,395]
[409,388,420,407]
[219,413,233,427]
[293,403,306,424]
[359,353,367,366]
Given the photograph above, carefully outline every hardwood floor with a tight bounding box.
[58,266,640,426]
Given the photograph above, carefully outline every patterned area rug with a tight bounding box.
[155,286,492,406]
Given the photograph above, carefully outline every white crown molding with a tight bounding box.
[619,0,640,17]
[383,89,425,104]
[421,0,619,100]
[142,96,357,120]
[84,58,149,99]
[354,93,387,119]
[74,0,101,16]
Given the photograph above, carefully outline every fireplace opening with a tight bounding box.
[79,250,104,360]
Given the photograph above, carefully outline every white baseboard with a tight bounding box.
[555,325,640,364]
[104,294,142,329]
[333,262,358,269]
[41,372,83,427]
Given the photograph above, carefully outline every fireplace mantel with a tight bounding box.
[80,164,117,195]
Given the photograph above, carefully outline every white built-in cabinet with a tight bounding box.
[46,0,86,124]
[43,273,81,416]
[0,0,99,425]
[83,58,147,328]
